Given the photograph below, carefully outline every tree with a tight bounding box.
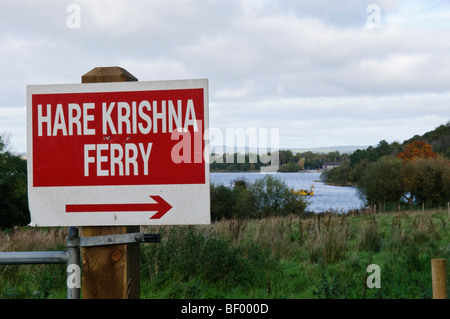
[403,123,450,158]
[210,184,237,221]
[358,156,404,208]
[411,157,450,207]
[232,179,256,219]
[397,140,438,161]
[358,154,450,209]
[279,150,294,165]
[396,140,446,208]
[443,164,450,204]
[249,175,307,218]
[399,159,417,206]
[0,134,29,228]
[321,163,352,185]
[350,140,396,168]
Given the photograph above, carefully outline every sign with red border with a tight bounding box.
[27,79,210,226]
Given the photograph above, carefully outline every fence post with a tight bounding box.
[431,258,447,299]
[67,227,81,299]
[79,67,140,299]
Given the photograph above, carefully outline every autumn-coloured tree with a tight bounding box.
[397,140,438,161]
[396,141,438,206]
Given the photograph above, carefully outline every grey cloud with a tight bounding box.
[0,0,449,153]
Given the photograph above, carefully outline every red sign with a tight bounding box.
[32,88,205,187]
[27,80,210,227]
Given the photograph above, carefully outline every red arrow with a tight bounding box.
[65,195,172,219]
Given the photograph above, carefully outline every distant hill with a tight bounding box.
[402,121,450,157]
[292,121,450,156]
[290,145,371,154]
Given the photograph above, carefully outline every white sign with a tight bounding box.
[27,79,210,226]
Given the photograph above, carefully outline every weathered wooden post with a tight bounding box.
[431,258,447,299]
[80,66,140,299]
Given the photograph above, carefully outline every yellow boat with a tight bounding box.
[291,185,314,196]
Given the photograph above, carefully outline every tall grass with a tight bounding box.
[299,213,350,263]
[140,209,449,298]
[1,210,449,299]
[0,227,67,298]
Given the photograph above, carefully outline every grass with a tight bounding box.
[0,227,67,298]
[0,209,449,299]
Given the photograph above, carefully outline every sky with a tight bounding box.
[1,0,449,154]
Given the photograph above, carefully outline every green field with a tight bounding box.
[1,209,449,299]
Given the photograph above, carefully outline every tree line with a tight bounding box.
[322,122,450,210]
[210,150,349,172]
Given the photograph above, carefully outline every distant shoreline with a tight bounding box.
[210,169,324,173]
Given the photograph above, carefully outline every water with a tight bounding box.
[210,172,365,213]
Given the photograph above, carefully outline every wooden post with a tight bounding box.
[80,66,140,299]
[431,258,447,299]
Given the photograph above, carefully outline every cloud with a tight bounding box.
[0,107,26,153]
[0,1,449,153]
[117,58,190,81]
[210,92,449,148]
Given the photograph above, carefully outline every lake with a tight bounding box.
[210,172,366,213]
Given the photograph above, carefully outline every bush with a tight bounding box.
[249,175,307,218]
[210,184,237,221]
[141,227,265,292]
[210,176,307,221]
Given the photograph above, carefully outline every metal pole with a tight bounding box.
[0,251,68,264]
[66,227,81,299]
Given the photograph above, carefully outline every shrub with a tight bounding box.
[210,184,237,221]
[140,226,272,292]
[249,175,307,218]
[210,176,307,221]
